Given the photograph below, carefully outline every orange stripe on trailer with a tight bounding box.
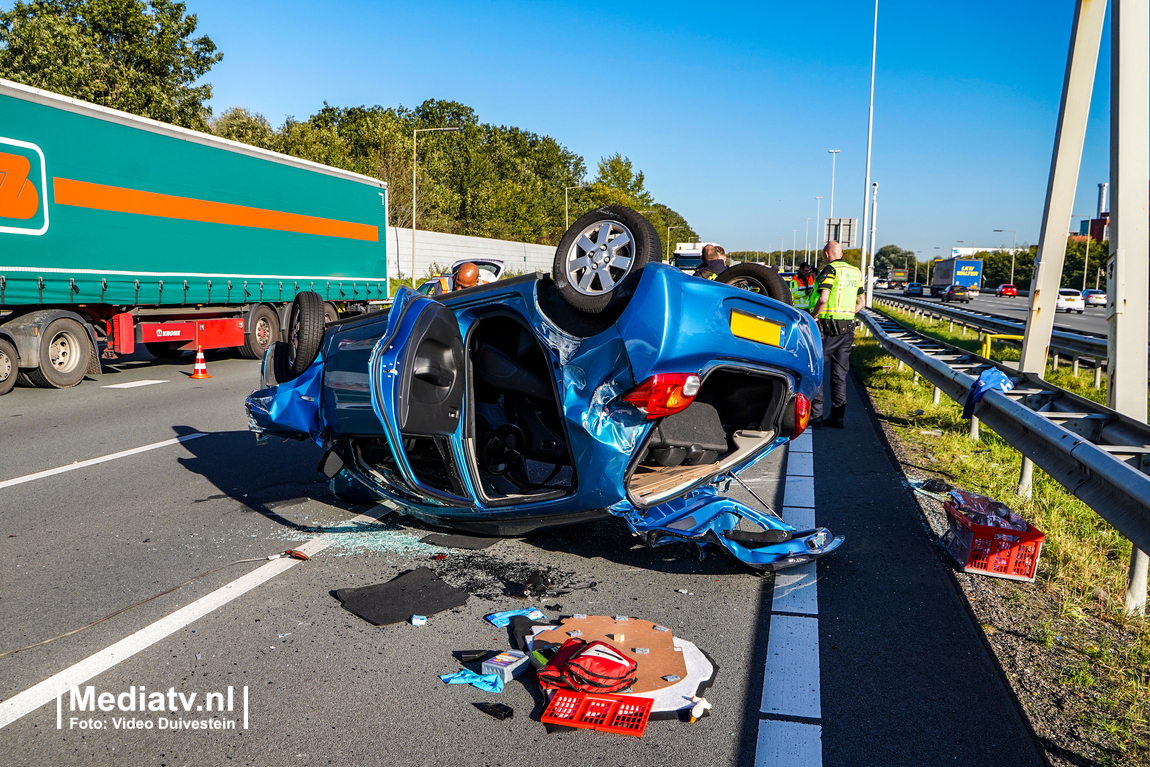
[52,178,379,242]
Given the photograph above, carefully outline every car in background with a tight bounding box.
[995,284,1018,297]
[1056,288,1085,313]
[1082,289,1107,307]
[247,205,842,573]
[418,259,505,295]
[874,279,890,290]
[903,282,924,297]
[941,284,971,303]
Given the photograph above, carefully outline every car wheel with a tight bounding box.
[284,291,325,381]
[552,205,660,314]
[0,337,17,396]
[26,318,91,388]
[1078,310,1084,314]
[239,305,280,359]
[323,302,339,324]
[717,263,793,305]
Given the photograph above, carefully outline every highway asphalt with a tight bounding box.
[0,353,1046,766]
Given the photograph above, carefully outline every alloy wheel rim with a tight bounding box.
[564,219,636,296]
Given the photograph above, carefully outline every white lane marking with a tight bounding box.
[782,506,816,531]
[785,451,814,477]
[0,433,207,490]
[756,720,822,767]
[771,562,818,615]
[789,432,813,453]
[783,476,815,508]
[760,614,821,718]
[101,379,169,389]
[0,508,378,729]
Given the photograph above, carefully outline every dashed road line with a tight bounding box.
[0,433,208,490]
[760,614,821,718]
[771,562,818,615]
[101,379,169,389]
[756,720,823,767]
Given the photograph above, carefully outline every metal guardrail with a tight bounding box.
[873,294,1108,362]
[859,309,1150,555]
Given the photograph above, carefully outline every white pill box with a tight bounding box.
[482,650,529,681]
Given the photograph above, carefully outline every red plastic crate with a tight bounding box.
[540,691,654,736]
[943,501,1045,582]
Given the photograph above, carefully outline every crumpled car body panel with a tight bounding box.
[246,264,839,570]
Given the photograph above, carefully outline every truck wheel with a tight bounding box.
[552,205,661,314]
[240,305,280,360]
[0,338,17,396]
[323,302,339,324]
[145,342,188,360]
[284,292,325,381]
[717,263,793,305]
[27,318,91,388]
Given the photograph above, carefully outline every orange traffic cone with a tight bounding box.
[189,346,212,379]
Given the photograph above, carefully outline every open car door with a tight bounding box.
[367,293,473,505]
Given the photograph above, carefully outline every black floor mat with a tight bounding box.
[420,533,500,550]
[334,567,468,626]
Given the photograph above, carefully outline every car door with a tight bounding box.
[368,291,473,505]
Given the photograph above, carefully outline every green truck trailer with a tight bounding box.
[0,78,388,394]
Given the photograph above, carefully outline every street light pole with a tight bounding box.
[565,185,591,229]
[866,182,878,306]
[792,230,797,270]
[828,150,841,218]
[804,217,811,267]
[994,229,1017,285]
[859,0,879,308]
[412,126,463,284]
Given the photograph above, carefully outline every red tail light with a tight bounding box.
[622,373,702,419]
[793,393,811,439]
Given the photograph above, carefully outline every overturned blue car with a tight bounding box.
[247,205,842,571]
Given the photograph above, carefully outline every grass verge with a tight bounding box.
[854,309,1149,765]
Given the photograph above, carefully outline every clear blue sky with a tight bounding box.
[193,0,1115,258]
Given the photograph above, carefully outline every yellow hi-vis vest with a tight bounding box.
[789,276,817,312]
[816,262,862,320]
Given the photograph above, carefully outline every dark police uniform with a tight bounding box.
[693,259,727,279]
[810,260,863,426]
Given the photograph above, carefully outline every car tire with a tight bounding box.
[323,302,339,325]
[145,342,188,360]
[26,318,91,388]
[552,205,661,314]
[284,291,325,381]
[717,263,793,305]
[1077,310,1084,314]
[0,337,17,396]
[241,305,280,360]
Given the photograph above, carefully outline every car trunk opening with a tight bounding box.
[626,368,788,506]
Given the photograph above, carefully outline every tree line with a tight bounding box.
[0,0,699,253]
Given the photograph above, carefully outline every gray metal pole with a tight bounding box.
[867,182,878,307]
[828,150,840,219]
[1018,0,1105,376]
[815,197,823,246]
[860,0,878,309]
[1109,0,1150,617]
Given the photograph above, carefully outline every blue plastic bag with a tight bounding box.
[963,368,1014,419]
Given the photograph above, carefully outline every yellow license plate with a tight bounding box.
[730,310,783,347]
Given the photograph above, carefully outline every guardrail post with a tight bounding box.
[1018,456,1035,499]
[1072,357,1080,376]
[969,415,980,441]
[948,320,953,333]
[1052,352,1060,370]
[932,386,941,405]
[896,360,903,371]
[1093,361,1103,388]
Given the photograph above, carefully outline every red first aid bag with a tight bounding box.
[537,639,638,694]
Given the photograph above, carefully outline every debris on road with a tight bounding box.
[419,533,499,550]
[540,691,654,736]
[482,650,530,682]
[485,607,546,627]
[942,489,1045,582]
[334,567,468,626]
[475,702,514,721]
[439,668,505,693]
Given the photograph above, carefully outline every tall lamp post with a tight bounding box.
[792,230,798,270]
[828,150,841,218]
[804,217,811,266]
[565,185,591,229]
[412,126,463,283]
[859,0,879,308]
[993,229,1017,285]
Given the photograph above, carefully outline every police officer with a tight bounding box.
[693,244,727,279]
[809,241,864,429]
[790,261,817,312]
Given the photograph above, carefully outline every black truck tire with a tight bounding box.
[0,337,17,396]
[241,305,280,360]
[718,263,793,305]
[26,317,91,388]
[284,292,325,380]
[552,205,661,314]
